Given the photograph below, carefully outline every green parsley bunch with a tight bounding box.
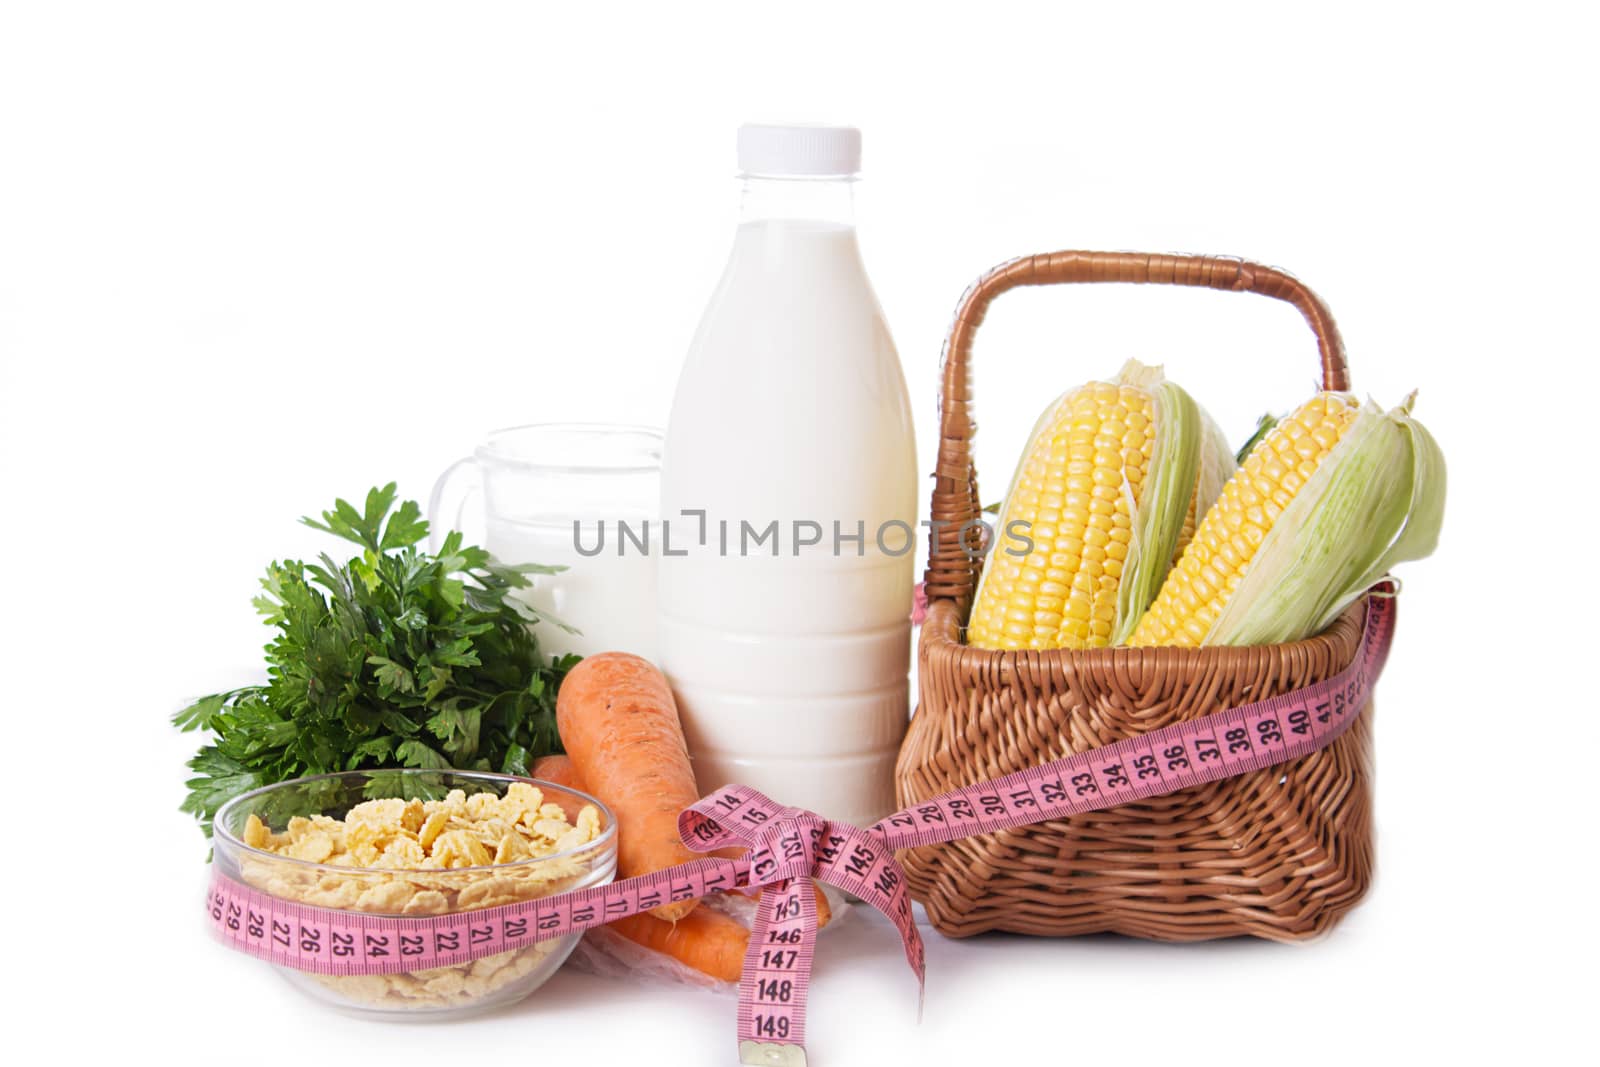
[175,484,577,835]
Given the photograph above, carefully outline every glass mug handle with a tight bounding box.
[427,456,483,553]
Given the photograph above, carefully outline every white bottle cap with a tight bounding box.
[737,124,861,178]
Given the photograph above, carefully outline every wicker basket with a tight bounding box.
[895,251,1375,942]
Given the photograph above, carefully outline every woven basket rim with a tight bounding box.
[920,597,1366,677]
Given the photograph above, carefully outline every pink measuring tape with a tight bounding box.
[208,585,1397,1066]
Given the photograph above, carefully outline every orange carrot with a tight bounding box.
[536,713,835,981]
[807,883,834,929]
[530,753,586,792]
[608,908,749,984]
[609,888,833,984]
[541,736,748,977]
[556,653,704,921]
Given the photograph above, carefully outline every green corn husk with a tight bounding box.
[1111,361,1202,644]
[1205,392,1446,646]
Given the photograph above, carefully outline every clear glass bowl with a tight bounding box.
[213,770,617,1019]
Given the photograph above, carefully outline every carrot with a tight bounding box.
[533,723,834,981]
[530,753,587,792]
[609,887,833,984]
[806,883,834,929]
[531,752,739,861]
[608,908,749,984]
[556,652,704,920]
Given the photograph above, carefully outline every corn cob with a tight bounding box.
[965,361,1232,650]
[1128,391,1445,647]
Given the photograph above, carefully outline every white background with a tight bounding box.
[3,2,1594,1064]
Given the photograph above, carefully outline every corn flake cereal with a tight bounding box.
[238,785,603,1010]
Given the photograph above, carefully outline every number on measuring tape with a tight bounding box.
[757,978,794,1003]
[845,844,875,877]
[816,833,842,865]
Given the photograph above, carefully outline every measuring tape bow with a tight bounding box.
[208,586,1396,1067]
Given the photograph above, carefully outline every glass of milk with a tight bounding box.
[429,424,662,662]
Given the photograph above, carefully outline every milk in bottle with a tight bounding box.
[657,125,917,826]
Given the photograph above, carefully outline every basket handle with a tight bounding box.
[923,250,1350,605]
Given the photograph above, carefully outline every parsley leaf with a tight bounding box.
[175,484,576,836]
